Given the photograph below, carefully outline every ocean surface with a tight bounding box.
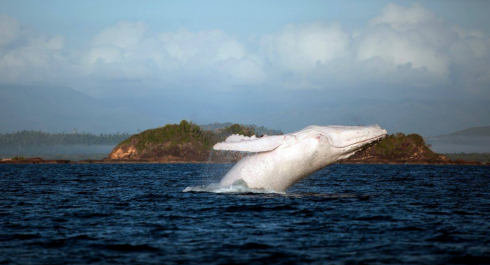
[1,164,489,264]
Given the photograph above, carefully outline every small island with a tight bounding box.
[0,120,487,165]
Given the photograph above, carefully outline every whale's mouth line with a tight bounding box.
[328,133,387,149]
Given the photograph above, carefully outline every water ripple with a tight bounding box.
[0,164,489,264]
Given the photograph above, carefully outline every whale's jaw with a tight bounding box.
[332,125,387,159]
[215,124,388,192]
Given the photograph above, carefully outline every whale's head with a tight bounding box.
[213,124,387,192]
[306,125,387,161]
[213,124,387,163]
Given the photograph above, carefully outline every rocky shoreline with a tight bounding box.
[0,157,487,165]
[2,123,488,166]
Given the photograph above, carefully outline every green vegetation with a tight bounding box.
[115,120,280,154]
[115,126,452,163]
[444,153,490,163]
[0,130,130,147]
[0,122,282,160]
[219,124,255,137]
[11,156,25,161]
[374,133,439,160]
[200,122,283,136]
[120,120,217,152]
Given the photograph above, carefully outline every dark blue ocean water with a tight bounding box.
[0,164,489,264]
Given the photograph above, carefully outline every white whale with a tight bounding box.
[213,125,387,192]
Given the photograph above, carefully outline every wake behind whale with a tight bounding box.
[184,124,387,193]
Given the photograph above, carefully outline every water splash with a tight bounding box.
[189,149,265,193]
[198,149,255,187]
[183,179,283,194]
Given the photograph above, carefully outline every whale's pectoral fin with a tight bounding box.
[213,134,285,152]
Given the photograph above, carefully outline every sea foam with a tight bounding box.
[183,179,283,194]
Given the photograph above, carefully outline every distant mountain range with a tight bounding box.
[0,85,169,134]
[429,126,490,139]
[245,98,490,137]
[1,85,490,139]
[425,126,490,153]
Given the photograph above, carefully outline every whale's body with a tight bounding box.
[213,125,387,192]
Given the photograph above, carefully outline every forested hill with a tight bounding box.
[0,123,282,148]
[108,121,283,161]
[199,123,283,136]
[0,131,131,147]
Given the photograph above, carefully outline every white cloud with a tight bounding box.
[260,22,350,74]
[352,3,490,92]
[92,22,148,50]
[0,14,21,46]
[87,46,124,64]
[356,25,450,75]
[83,24,264,87]
[369,3,438,31]
[256,3,488,89]
[449,37,489,64]
[357,4,455,76]
[214,39,246,62]
[0,15,68,83]
[0,3,489,96]
[156,29,247,65]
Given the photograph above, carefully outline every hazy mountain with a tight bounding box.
[2,85,490,139]
[241,98,490,137]
[425,126,490,153]
[0,85,169,134]
[430,126,490,138]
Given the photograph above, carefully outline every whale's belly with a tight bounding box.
[219,138,336,192]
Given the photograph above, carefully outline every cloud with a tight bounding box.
[0,15,67,83]
[359,3,456,76]
[356,3,490,92]
[155,29,247,66]
[356,24,450,76]
[0,3,489,97]
[92,22,148,50]
[369,3,438,31]
[254,3,487,90]
[0,14,21,46]
[260,22,350,75]
[83,24,264,87]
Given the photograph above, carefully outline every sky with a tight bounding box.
[0,0,489,134]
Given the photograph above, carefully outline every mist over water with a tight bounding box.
[0,145,115,156]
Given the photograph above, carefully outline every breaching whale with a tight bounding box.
[213,125,387,192]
